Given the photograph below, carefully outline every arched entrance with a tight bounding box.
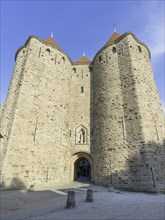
[70,152,93,182]
[74,157,91,181]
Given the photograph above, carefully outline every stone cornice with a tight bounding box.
[73,62,91,66]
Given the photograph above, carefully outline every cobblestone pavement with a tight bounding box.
[1,182,165,220]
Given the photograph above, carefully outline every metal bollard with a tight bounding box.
[66,191,75,208]
[86,189,93,202]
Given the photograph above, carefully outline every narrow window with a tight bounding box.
[55,54,57,64]
[138,46,142,53]
[39,47,41,57]
[81,86,84,93]
[73,67,76,73]
[62,57,65,63]
[46,48,50,55]
[112,47,116,53]
[89,66,93,72]
[0,133,4,138]
[99,56,102,62]
[106,55,108,62]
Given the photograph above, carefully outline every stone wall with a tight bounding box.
[123,35,165,191]
[68,63,91,178]
[0,46,28,187]
[69,63,90,152]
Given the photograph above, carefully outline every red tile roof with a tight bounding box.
[104,32,121,47]
[44,37,60,48]
[74,56,91,65]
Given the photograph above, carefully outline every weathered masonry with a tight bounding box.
[0,31,164,192]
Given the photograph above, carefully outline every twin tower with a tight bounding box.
[0,31,164,192]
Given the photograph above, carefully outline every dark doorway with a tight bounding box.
[74,157,91,182]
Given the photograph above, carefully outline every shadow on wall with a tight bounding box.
[0,141,164,192]
[1,177,26,190]
[133,139,165,192]
[101,139,165,193]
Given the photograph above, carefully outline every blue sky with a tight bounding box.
[1,0,164,109]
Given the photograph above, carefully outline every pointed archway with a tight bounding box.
[74,157,91,181]
[70,152,93,182]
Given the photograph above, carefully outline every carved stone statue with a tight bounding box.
[79,129,85,143]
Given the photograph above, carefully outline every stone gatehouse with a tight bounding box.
[0,31,164,192]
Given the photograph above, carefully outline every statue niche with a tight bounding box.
[76,126,87,144]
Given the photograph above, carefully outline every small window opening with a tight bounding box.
[99,56,102,62]
[138,46,142,53]
[89,66,93,72]
[106,55,108,61]
[0,133,4,138]
[55,55,57,64]
[73,67,76,73]
[62,57,65,63]
[112,47,116,53]
[81,86,84,93]
[46,48,50,55]
[39,47,41,57]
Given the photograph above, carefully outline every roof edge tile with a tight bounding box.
[73,56,91,65]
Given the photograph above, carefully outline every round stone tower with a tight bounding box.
[0,35,73,189]
[92,32,165,191]
[92,32,126,187]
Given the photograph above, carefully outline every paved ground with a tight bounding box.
[0,181,165,220]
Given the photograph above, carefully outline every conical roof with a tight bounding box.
[74,55,91,65]
[44,37,60,49]
[104,32,121,47]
